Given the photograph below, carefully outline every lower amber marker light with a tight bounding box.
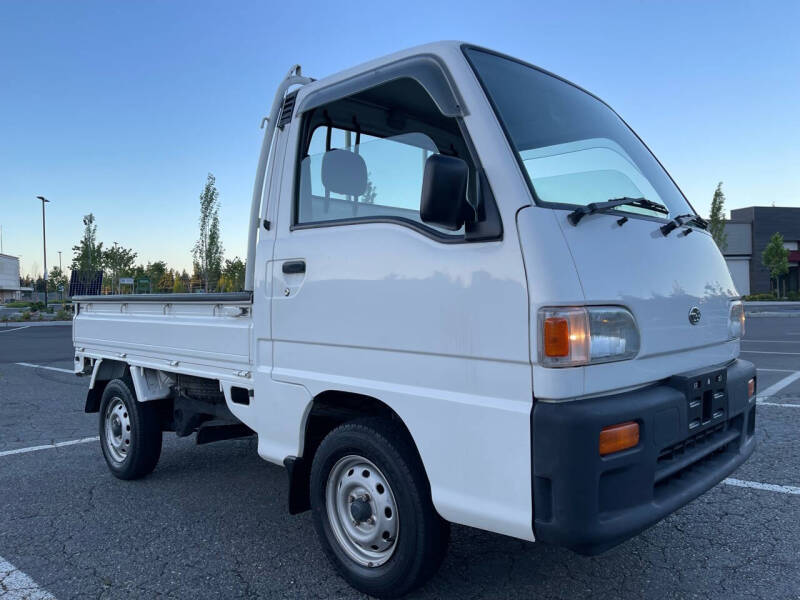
[599,421,640,456]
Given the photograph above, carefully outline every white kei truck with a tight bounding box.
[73,42,756,597]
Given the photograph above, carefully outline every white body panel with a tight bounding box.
[270,222,532,539]
[73,298,253,381]
[72,41,742,545]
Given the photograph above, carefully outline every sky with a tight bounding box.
[2,0,798,277]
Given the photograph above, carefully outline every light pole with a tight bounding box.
[58,250,62,271]
[35,196,49,308]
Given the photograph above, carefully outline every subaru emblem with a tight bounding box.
[688,307,701,325]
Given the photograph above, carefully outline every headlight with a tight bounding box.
[729,301,745,339]
[539,306,640,367]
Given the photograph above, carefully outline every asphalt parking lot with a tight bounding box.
[1,320,799,600]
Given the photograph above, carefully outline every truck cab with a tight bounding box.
[73,42,756,598]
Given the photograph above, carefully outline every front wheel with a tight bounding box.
[310,418,449,598]
[99,378,162,480]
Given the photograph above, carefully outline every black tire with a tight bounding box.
[310,418,449,598]
[98,378,162,480]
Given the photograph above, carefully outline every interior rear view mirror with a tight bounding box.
[420,154,469,231]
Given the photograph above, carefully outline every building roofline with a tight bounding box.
[731,205,800,211]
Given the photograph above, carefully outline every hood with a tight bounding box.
[556,211,738,359]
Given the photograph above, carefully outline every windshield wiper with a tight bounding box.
[660,213,708,236]
[567,197,669,226]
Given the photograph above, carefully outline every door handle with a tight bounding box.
[282,260,306,274]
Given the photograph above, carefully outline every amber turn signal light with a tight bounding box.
[599,421,640,456]
[543,317,570,357]
[747,377,756,399]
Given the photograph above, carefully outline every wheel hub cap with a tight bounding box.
[111,416,122,438]
[349,497,373,523]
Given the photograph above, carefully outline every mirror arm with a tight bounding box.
[465,169,502,241]
[469,169,485,223]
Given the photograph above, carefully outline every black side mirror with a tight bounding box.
[420,154,469,231]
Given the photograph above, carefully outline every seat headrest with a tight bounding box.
[321,149,368,197]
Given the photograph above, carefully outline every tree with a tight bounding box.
[762,232,789,296]
[145,261,168,292]
[173,269,190,293]
[190,262,203,292]
[159,269,175,293]
[222,257,246,292]
[192,173,224,291]
[217,274,232,292]
[128,264,149,293]
[172,276,187,293]
[71,214,104,274]
[362,173,377,204]
[708,182,728,252]
[47,266,68,296]
[104,243,138,293]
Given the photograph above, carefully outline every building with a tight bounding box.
[722,206,800,296]
[0,253,23,301]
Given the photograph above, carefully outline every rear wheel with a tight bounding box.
[99,378,162,480]
[310,418,449,598]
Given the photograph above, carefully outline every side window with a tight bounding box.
[294,78,473,237]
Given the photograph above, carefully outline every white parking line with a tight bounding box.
[742,339,800,343]
[0,437,99,458]
[14,362,73,374]
[757,368,797,373]
[740,350,800,355]
[0,555,57,599]
[757,370,800,399]
[0,325,31,334]
[724,478,800,496]
[758,401,800,408]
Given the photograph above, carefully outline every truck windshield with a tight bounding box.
[464,48,694,219]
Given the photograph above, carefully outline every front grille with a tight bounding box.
[654,415,743,492]
[658,422,726,464]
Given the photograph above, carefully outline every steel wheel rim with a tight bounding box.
[104,397,131,463]
[325,455,399,567]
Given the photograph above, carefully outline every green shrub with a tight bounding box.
[788,291,800,301]
[56,309,70,320]
[21,311,31,321]
[743,293,778,301]
[5,301,31,308]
